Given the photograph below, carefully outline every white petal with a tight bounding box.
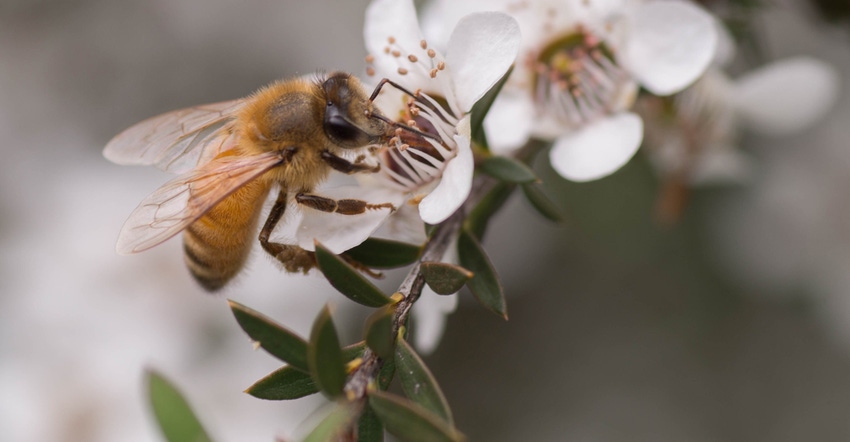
[364,0,432,86]
[412,289,459,354]
[446,12,521,112]
[732,57,840,136]
[711,17,737,68]
[295,187,402,253]
[549,112,643,182]
[418,134,474,224]
[626,0,717,96]
[483,91,534,155]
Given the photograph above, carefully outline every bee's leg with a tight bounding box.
[295,193,395,215]
[321,150,380,174]
[258,189,316,273]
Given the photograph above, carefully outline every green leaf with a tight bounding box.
[479,156,538,184]
[470,66,514,150]
[365,306,395,360]
[369,390,465,442]
[465,182,515,241]
[302,403,357,442]
[457,230,508,319]
[245,365,318,400]
[228,300,309,372]
[315,242,392,307]
[357,404,384,442]
[421,262,473,295]
[308,305,347,399]
[521,182,565,223]
[147,369,213,442]
[345,238,422,269]
[396,338,453,424]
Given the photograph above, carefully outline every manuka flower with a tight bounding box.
[423,0,717,182]
[363,0,521,225]
[637,57,839,221]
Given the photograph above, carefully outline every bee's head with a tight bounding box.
[321,72,388,149]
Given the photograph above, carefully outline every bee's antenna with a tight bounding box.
[368,78,448,124]
[368,112,442,143]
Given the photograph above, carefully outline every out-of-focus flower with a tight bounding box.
[423,0,717,182]
[637,57,839,221]
[361,0,520,352]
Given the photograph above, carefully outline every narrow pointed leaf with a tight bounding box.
[369,390,465,442]
[308,305,347,398]
[479,156,538,183]
[457,231,508,319]
[315,242,392,307]
[147,369,213,442]
[228,300,309,372]
[365,306,395,360]
[421,262,473,295]
[302,403,357,442]
[396,338,453,424]
[345,238,422,269]
[471,66,514,150]
[465,182,515,241]
[245,365,318,400]
[357,404,385,442]
[521,183,564,223]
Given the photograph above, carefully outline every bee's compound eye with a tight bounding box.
[325,112,362,142]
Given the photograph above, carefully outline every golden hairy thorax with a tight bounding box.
[237,79,333,191]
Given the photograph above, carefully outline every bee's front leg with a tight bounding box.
[321,150,380,174]
[258,189,316,273]
[295,193,395,215]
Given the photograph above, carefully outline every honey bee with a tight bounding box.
[105,72,399,291]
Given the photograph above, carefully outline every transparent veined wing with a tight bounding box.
[104,100,245,173]
[116,151,285,254]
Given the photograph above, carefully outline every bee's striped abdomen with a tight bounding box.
[183,179,271,291]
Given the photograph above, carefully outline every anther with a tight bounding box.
[398,67,408,75]
[366,67,376,76]
[420,40,428,49]
[437,61,445,70]
[427,49,436,58]
[430,69,438,78]
[365,54,375,63]
[392,50,401,57]
[408,54,418,62]
[388,36,396,44]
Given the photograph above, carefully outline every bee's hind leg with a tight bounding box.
[258,189,316,273]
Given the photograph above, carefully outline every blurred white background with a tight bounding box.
[2,0,850,441]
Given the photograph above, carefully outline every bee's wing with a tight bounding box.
[104,100,245,173]
[116,152,284,254]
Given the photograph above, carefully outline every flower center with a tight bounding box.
[530,28,629,126]
[376,92,459,193]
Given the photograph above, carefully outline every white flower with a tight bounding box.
[423,0,717,182]
[639,57,840,186]
[361,0,520,353]
[364,0,521,225]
